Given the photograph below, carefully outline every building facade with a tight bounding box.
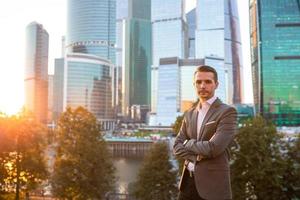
[250,0,300,126]
[156,57,182,126]
[66,0,116,63]
[65,0,117,129]
[186,8,196,58]
[64,53,115,130]
[153,57,226,126]
[48,75,54,122]
[53,58,64,121]
[116,0,152,118]
[25,22,49,123]
[195,0,243,104]
[151,0,188,113]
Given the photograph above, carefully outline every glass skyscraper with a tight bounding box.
[156,58,181,126]
[250,0,300,126]
[116,0,151,117]
[65,0,116,128]
[187,8,196,58]
[65,54,115,130]
[66,0,116,63]
[48,75,54,121]
[25,22,49,123]
[53,58,64,121]
[151,0,188,112]
[195,0,242,104]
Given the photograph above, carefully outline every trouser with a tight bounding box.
[177,170,205,200]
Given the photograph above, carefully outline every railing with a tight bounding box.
[105,192,136,200]
[105,137,154,157]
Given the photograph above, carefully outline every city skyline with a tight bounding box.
[0,0,252,115]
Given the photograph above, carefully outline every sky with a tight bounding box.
[0,0,252,115]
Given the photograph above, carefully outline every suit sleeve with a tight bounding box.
[184,107,237,158]
[173,116,197,162]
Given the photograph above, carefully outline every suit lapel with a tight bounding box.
[198,98,222,140]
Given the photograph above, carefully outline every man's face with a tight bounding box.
[193,71,218,101]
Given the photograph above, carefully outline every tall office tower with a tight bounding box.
[65,0,116,129]
[25,22,49,123]
[116,0,151,117]
[155,57,182,126]
[187,8,196,58]
[113,66,122,116]
[195,0,242,104]
[53,36,65,121]
[250,0,300,126]
[53,58,64,121]
[48,75,54,122]
[153,57,226,126]
[151,0,188,113]
[61,36,66,57]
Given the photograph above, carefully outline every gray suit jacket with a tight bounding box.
[173,98,237,200]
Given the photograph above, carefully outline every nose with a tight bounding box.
[200,82,206,89]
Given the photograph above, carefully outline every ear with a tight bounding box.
[215,81,219,89]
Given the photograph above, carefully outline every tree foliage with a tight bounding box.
[231,116,297,200]
[172,115,184,137]
[281,134,300,199]
[51,107,115,199]
[133,142,177,200]
[0,111,48,199]
[172,115,185,174]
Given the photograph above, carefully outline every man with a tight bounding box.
[173,65,237,200]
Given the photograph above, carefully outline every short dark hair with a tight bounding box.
[194,65,218,82]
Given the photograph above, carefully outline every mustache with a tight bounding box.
[198,90,208,93]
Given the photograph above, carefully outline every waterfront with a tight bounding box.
[113,156,144,193]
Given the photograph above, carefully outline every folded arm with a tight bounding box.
[184,107,237,158]
[173,117,197,162]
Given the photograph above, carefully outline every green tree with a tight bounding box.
[0,114,11,196]
[133,142,177,200]
[282,134,300,198]
[172,115,184,137]
[172,115,184,174]
[0,111,48,199]
[231,116,286,200]
[51,107,115,199]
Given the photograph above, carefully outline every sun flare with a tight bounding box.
[0,76,24,116]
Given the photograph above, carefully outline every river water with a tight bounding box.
[111,138,176,194]
[113,156,144,193]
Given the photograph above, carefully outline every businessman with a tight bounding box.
[173,65,237,200]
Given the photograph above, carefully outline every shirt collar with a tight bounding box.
[197,96,217,111]
[206,95,217,105]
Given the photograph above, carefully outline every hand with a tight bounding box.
[183,139,196,150]
[197,154,204,161]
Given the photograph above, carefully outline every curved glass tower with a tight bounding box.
[65,53,114,128]
[64,0,116,128]
[67,0,116,63]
